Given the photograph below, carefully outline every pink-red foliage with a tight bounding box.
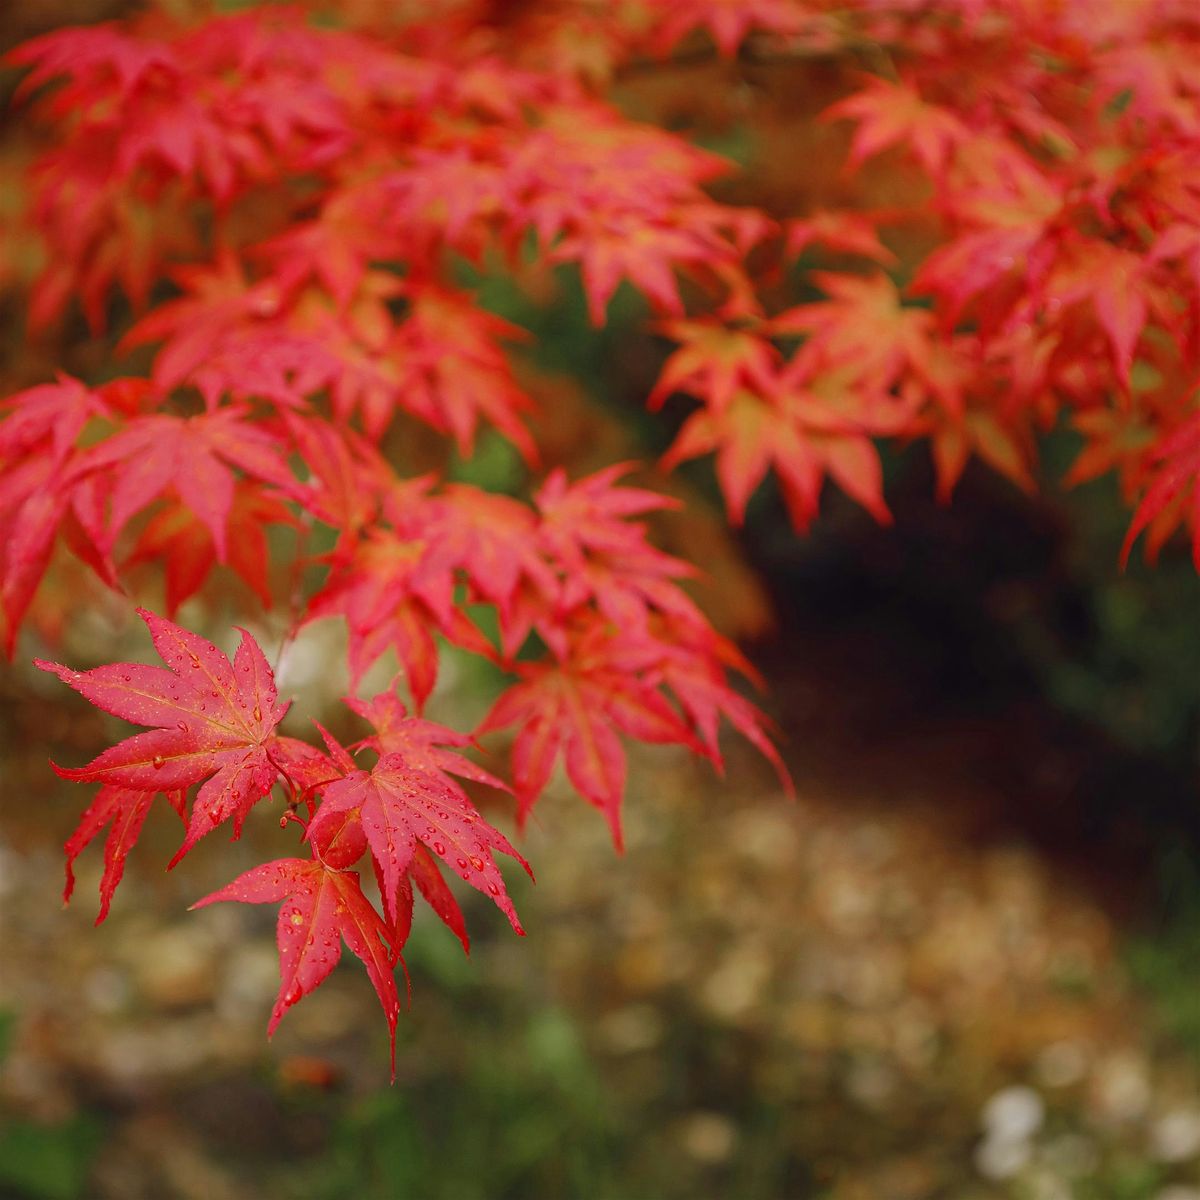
[4,0,1199,1061]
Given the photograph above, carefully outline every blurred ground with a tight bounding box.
[1,610,1198,1200]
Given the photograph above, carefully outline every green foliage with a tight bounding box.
[0,1014,103,1200]
[1026,430,1200,768]
[0,1118,104,1200]
[1127,848,1200,1060]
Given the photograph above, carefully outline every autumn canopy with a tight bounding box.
[2,0,1198,1062]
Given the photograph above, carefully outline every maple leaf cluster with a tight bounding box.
[39,608,528,1071]
[642,0,1200,564]
[2,0,1198,1062]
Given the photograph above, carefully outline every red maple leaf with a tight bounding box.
[347,688,511,795]
[648,622,792,796]
[509,109,762,323]
[192,856,401,1074]
[124,482,300,616]
[773,272,935,396]
[535,464,705,635]
[404,843,471,954]
[423,485,559,659]
[0,374,108,467]
[302,704,477,954]
[11,11,357,201]
[649,319,780,416]
[661,382,893,530]
[281,413,387,548]
[3,0,1200,1086]
[923,403,1037,503]
[0,459,75,656]
[79,407,295,560]
[121,254,298,399]
[6,26,176,103]
[478,620,700,848]
[37,609,290,865]
[304,526,494,705]
[824,77,970,177]
[1122,410,1200,569]
[63,784,185,924]
[0,376,120,652]
[647,0,819,57]
[306,750,530,943]
[784,211,898,267]
[384,282,537,459]
[307,474,547,697]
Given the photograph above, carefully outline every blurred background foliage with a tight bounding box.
[1,3,1199,1199]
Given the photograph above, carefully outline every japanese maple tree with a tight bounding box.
[2,0,1198,1066]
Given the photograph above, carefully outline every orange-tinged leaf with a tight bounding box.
[785,211,898,266]
[825,78,970,176]
[650,319,780,416]
[662,382,892,532]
